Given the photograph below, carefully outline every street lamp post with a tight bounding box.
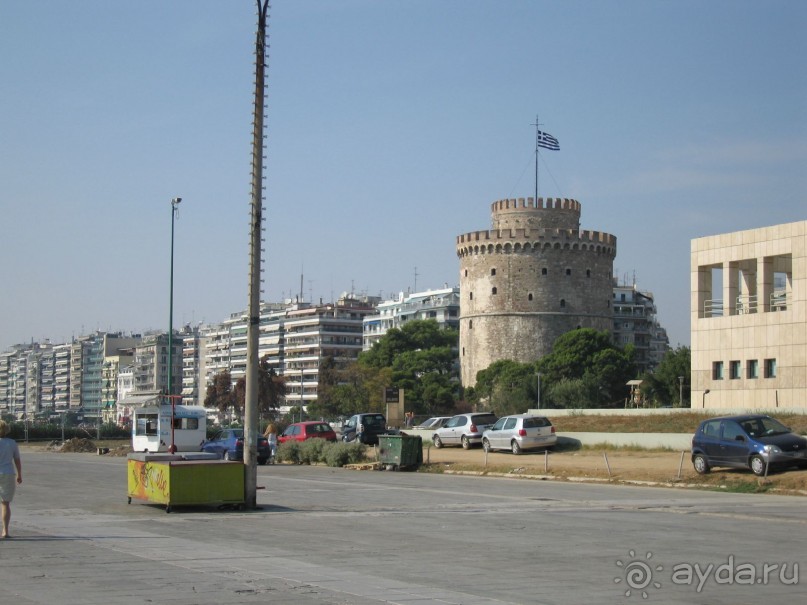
[702,389,710,408]
[168,196,181,454]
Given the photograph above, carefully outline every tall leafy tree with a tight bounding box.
[640,346,691,406]
[233,357,287,417]
[204,370,234,414]
[358,320,459,415]
[534,328,637,407]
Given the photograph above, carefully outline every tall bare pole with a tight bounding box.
[244,0,269,509]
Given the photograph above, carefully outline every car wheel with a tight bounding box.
[511,440,522,455]
[461,435,471,450]
[750,455,767,476]
[433,435,443,448]
[482,438,491,453]
[223,450,231,461]
[692,454,710,474]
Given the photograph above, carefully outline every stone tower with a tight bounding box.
[456,197,616,387]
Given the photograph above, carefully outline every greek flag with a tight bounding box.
[536,130,560,151]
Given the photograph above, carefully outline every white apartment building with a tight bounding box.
[362,287,460,351]
[691,220,806,409]
[612,281,670,373]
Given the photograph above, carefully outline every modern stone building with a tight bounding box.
[691,220,806,409]
[456,197,617,387]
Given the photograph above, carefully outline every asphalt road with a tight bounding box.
[2,451,806,604]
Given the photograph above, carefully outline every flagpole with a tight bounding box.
[532,114,540,201]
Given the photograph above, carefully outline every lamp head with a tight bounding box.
[172,197,182,205]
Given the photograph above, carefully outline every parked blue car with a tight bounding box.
[201,428,271,465]
[691,415,807,476]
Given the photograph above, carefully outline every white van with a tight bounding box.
[132,404,207,453]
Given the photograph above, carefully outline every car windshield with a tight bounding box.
[745,417,791,437]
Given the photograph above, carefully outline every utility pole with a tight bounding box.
[244,0,270,509]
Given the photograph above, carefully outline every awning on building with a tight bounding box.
[117,394,162,407]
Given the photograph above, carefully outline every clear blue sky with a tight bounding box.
[1,0,804,352]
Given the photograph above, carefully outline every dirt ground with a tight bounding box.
[419,445,807,495]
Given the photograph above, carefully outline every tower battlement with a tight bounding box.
[490,197,581,214]
[490,197,581,231]
[456,228,617,255]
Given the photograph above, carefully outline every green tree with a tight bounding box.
[535,328,637,407]
[640,346,691,407]
[358,319,459,415]
[471,359,540,415]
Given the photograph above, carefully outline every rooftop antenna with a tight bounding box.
[413,266,419,293]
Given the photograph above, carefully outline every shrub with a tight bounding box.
[276,440,301,464]
[324,441,367,467]
[299,438,327,464]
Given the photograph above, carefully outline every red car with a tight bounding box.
[278,421,337,444]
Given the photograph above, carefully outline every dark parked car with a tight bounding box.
[201,428,271,465]
[278,421,337,444]
[691,415,807,476]
[433,412,498,449]
[341,413,388,445]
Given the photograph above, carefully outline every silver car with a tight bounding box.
[482,414,557,455]
[433,412,498,449]
[415,416,452,430]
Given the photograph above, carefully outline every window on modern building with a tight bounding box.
[491,268,496,276]
[764,358,777,378]
[729,360,741,380]
[541,267,548,275]
[747,359,759,379]
[492,287,497,295]
[560,299,566,308]
[712,361,724,380]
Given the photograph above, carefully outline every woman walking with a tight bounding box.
[0,420,22,539]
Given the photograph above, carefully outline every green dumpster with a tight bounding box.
[378,434,423,471]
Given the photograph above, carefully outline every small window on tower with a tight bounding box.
[560,299,566,308]
[542,268,548,275]
[565,268,571,276]
[492,287,497,295]
[528,293,533,301]
[491,268,496,276]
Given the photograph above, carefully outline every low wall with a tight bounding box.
[557,432,692,450]
[527,407,807,417]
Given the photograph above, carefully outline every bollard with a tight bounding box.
[677,451,685,480]
[544,449,549,473]
[603,451,612,479]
